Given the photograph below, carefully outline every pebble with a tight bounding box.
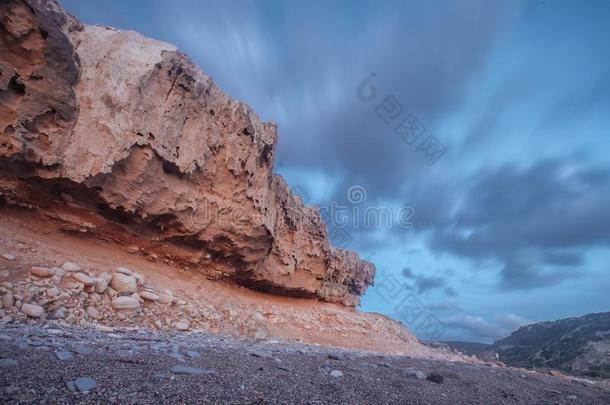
[61,261,81,272]
[174,319,190,331]
[51,307,66,319]
[115,267,133,275]
[94,278,108,293]
[72,272,94,286]
[55,351,73,360]
[74,344,93,355]
[46,287,60,298]
[186,350,200,358]
[158,290,173,304]
[277,364,293,372]
[111,296,140,311]
[95,325,114,333]
[426,373,444,384]
[74,377,97,392]
[110,273,137,293]
[65,380,76,392]
[170,365,217,375]
[30,266,54,278]
[406,368,426,380]
[64,282,83,291]
[0,358,17,367]
[330,369,343,378]
[249,350,273,359]
[21,303,45,318]
[2,253,16,261]
[139,291,159,301]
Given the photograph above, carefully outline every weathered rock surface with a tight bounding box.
[482,312,610,379]
[0,0,374,305]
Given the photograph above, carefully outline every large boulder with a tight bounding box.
[0,0,375,305]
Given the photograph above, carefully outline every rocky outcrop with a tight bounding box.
[0,0,374,305]
[482,312,610,379]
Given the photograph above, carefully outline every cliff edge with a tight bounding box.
[0,0,374,306]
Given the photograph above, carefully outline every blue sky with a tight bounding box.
[62,0,610,343]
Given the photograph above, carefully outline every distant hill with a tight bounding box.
[482,312,610,379]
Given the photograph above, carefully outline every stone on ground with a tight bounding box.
[111,296,140,311]
[110,273,137,293]
[21,304,45,318]
[30,267,54,278]
[61,262,81,272]
[170,365,217,375]
[74,377,97,392]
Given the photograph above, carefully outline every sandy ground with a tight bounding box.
[1,323,609,404]
[0,207,465,360]
[1,207,609,403]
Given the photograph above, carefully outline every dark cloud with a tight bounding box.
[443,314,505,340]
[543,251,584,267]
[444,286,458,297]
[401,267,414,279]
[429,159,610,289]
[414,275,446,294]
[443,313,530,341]
[427,301,461,311]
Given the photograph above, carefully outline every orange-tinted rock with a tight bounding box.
[0,0,375,305]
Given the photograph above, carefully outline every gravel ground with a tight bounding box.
[1,324,609,404]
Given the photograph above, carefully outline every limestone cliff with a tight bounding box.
[0,0,375,305]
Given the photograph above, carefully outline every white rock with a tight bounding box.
[64,281,84,291]
[93,278,108,293]
[46,288,60,298]
[95,324,114,332]
[174,319,190,331]
[30,267,54,278]
[133,272,145,286]
[139,291,159,301]
[158,290,173,304]
[61,261,81,272]
[72,273,94,286]
[115,267,133,276]
[406,369,426,380]
[330,370,343,378]
[111,296,140,311]
[21,303,45,318]
[110,273,137,293]
[2,253,16,261]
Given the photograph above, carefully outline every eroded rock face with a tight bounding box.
[0,0,375,305]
